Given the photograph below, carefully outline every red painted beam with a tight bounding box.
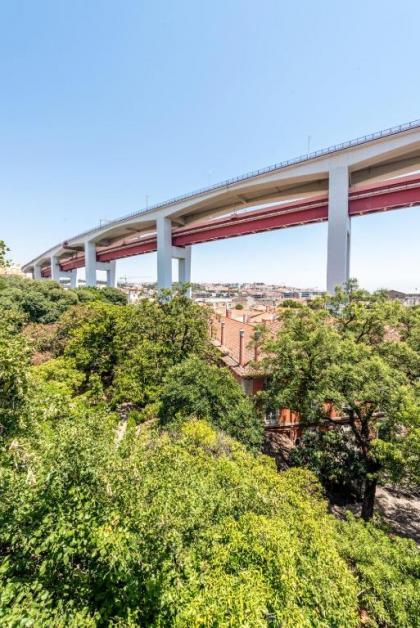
[173,202,328,246]
[41,173,420,273]
[98,237,156,262]
[349,176,420,216]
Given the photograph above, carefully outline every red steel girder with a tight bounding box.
[173,201,328,246]
[42,173,420,274]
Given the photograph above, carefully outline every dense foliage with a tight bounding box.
[0,408,362,626]
[0,269,418,625]
[259,281,420,519]
[0,240,10,268]
[158,356,264,448]
[0,275,127,325]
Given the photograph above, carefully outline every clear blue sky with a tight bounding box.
[1,0,419,291]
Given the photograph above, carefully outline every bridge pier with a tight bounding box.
[326,166,351,293]
[69,269,78,288]
[174,245,192,297]
[157,217,192,295]
[85,241,97,287]
[33,263,43,280]
[157,217,172,290]
[51,255,61,282]
[84,241,117,288]
[106,260,116,288]
[50,255,78,287]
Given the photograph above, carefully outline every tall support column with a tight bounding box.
[157,216,172,291]
[107,261,117,288]
[178,246,192,297]
[70,269,78,289]
[33,264,42,280]
[84,241,97,287]
[326,166,351,293]
[51,255,61,282]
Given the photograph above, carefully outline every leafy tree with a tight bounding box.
[111,294,212,408]
[158,356,263,449]
[0,331,29,435]
[0,409,360,626]
[58,302,121,387]
[280,298,304,308]
[0,276,127,325]
[0,240,10,268]
[336,514,420,627]
[329,280,403,346]
[0,284,418,625]
[75,286,127,305]
[260,285,420,520]
[0,276,78,323]
[290,428,366,497]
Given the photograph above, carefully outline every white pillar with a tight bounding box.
[157,216,172,290]
[326,166,351,293]
[178,246,192,297]
[51,255,61,282]
[33,264,42,280]
[85,241,97,287]
[70,269,77,289]
[107,261,116,288]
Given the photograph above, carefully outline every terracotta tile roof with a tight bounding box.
[212,316,256,366]
[210,313,285,374]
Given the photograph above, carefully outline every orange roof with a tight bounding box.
[213,316,255,367]
[211,313,284,372]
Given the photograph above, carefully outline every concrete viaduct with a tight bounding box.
[22,120,420,293]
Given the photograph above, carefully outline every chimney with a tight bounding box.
[239,329,245,367]
[220,320,225,346]
[226,308,232,319]
[243,314,246,323]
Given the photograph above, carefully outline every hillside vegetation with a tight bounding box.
[0,275,419,626]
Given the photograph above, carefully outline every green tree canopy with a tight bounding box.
[260,283,420,520]
[0,276,127,324]
[158,356,263,449]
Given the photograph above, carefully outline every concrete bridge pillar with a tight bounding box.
[107,260,116,288]
[178,246,192,297]
[84,241,117,288]
[326,166,351,293]
[156,217,192,296]
[85,241,97,287]
[33,263,43,280]
[50,255,78,287]
[69,269,78,289]
[157,216,172,290]
[51,255,61,282]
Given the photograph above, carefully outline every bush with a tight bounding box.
[336,514,420,627]
[75,286,127,305]
[158,356,264,449]
[290,429,366,498]
[0,276,127,325]
[0,331,30,435]
[0,414,360,626]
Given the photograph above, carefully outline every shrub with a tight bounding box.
[0,414,360,626]
[336,514,420,627]
[158,356,264,449]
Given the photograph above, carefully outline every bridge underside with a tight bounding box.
[23,120,420,292]
[40,172,420,276]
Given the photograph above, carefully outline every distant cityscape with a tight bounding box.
[118,279,420,309]
[3,263,420,309]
